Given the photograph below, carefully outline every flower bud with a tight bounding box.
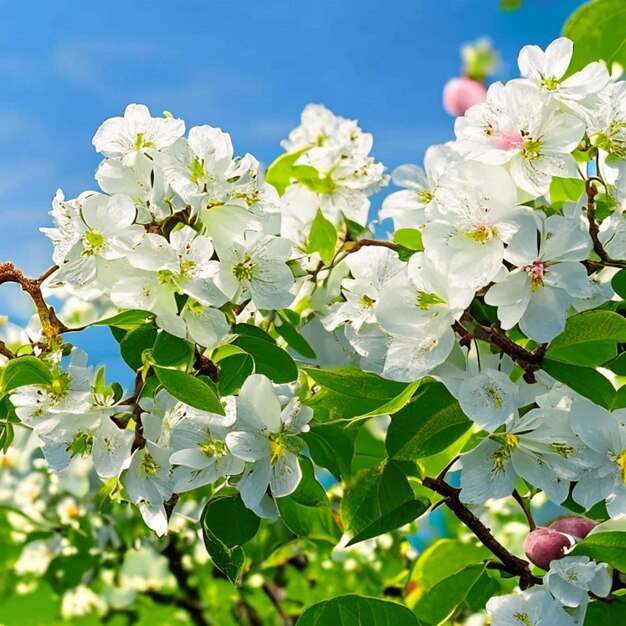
[524,527,574,570]
[548,515,596,540]
[442,77,488,117]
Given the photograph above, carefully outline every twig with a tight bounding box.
[261,583,292,625]
[454,312,544,382]
[157,538,211,626]
[0,339,16,360]
[194,348,219,383]
[586,180,626,268]
[422,476,541,588]
[345,239,397,254]
[512,490,536,530]
[0,262,67,340]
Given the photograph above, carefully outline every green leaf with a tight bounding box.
[218,352,254,396]
[233,335,298,384]
[307,209,337,263]
[265,150,306,195]
[292,164,335,194]
[542,359,616,410]
[563,0,626,75]
[276,458,341,545]
[201,493,261,585]
[607,352,626,376]
[302,424,356,480]
[0,421,14,454]
[357,381,421,420]
[386,383,471,460]
[549,177,585,207]
[612,268,626,299]
[305,387,385,423]
[152,331,194,370]
[93,309,153,329]
[275,311,317,359]
[584,596,626,623]
[154,366,224,415]
[570,531,626,570]
[393,228,424,251]
[202,493,260,549]
[408,539,491,594]
[546,310,626,366]
[340,461,429,546]
[1,356,52,393]
[304,367,407,401]
[296,595,421,626]
[233,323,276,344]
[120,323,158,370]
[412,565,496,626]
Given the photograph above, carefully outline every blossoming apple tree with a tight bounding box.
[1,2,626,624]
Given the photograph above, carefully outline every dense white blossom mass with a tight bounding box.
[1,36,625,623]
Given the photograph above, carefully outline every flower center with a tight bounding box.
[232,254,256,282]
[539,73,560,91]
[83,230,105,254]
[359,294,376,309]
[199,437,226,458]
[416,291,445,311]
[513,612,533,626]
[134,132,155,151]
[417,190,435,204]
[66,430,94,458]
[524,260,546,292]
[141,450,160,477]
[484,384,503,409]
[466,224,498,243]
[268,433,286,465]
[615,449,626,483]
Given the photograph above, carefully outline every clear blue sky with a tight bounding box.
[0,0,583,379]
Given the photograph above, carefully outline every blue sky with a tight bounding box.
[0,0,584,379]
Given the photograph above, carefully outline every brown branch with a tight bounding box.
[0,262,67,340]
[261,583,292,625]
[455,312,544,382]
[194,348,219,383]
[155,538,211,626]
[0,339,16,360]
[345,239,397,254]
[422,476,541,588]
[586,180,626,268]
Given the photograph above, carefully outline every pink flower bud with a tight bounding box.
[442,77,488,117]
[524,527,574,570]
[549,515,596,540]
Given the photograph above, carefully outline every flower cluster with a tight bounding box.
[11,354,311,533]
[43,104,295,345]
[0,33,624,625]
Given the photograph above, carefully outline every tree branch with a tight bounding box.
[0,262,67,340]
[345,239,397,254]
[161,537,211,626]
[454,312,545,382]
[586,180,626,269]
[422,476,541,588]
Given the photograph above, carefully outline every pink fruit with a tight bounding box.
[442,76,488,117]
[524,527,574,570]
[549,515,596,540]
